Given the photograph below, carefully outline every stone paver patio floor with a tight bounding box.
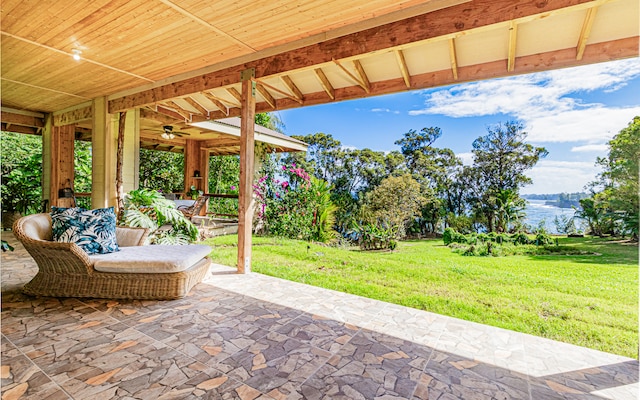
[1,232,638,399]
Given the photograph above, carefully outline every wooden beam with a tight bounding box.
[1,111,45,128]
[576,6,598,60]
[280,75,304,103]
[314,68,335,100]
[201,37,639,120]
[333,59,369,93]
[0,123,38,135]
[53,105,92,126]
[353,60,371,93]
[448,38,459,80]
[395,50,411,88]
[238,72,256,274]
[110,0,601,112]
[507,21,518,72]
[257,79,303,105]
[255,83,276,109]
[140,107,184,124]
[201,92,230,115]
[183,97,210,118]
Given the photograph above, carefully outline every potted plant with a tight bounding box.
[188,185,203,200]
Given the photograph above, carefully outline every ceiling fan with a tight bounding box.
[155,125,188,140]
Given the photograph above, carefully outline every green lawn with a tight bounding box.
[202,235,639,358]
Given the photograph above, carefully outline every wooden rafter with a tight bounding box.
[1,111,44,128]
[314,68,335,100]
[109,0,618,112]
[156,104,190,121]
[353,60,371,93]
[256,79,303,105]
[280,76,304,103]
[333,59,369,93]
[226,87,243,104]
[255,83,276,109]
[165,101,194,120]
[201,92,231,115]
[576,6,599,60]
[183,97,210,118]
[199,37,638,121]
[448,38,459,80]
[395,50,411,88]
[507,21,518,72]
[0,123,38,135]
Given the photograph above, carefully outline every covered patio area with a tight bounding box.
[2,233,638,399]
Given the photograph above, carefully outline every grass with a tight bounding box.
[202,235,639,358]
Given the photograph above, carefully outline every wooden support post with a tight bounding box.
[115,112,126,218]
[50,124,75,208]
[237,69,256,274]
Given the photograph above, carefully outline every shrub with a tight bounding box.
[443,227,456,245]
[354,222,398,251]
[253,164,337,242]
[512,232,530,245]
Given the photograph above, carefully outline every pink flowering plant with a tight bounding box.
[254,163,335,241]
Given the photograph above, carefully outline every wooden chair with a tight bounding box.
[177,196,208,220]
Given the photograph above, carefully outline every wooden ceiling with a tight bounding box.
[1,0,638,127]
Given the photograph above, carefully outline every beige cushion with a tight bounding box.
[89,244,211,273]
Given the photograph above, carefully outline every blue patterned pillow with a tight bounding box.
[51,207,119,255]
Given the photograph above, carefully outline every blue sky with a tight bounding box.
[277,58,640,194]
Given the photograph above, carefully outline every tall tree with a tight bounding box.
[471,121,547,232]
[591,116,639,238]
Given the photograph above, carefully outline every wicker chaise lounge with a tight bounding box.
[13,213,212,300]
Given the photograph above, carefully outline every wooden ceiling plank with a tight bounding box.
[314,68,335,100]
[201,92,230,115]
[257,79,303,105]
[448,38,459,80]
[156,0,256,52]
[280,75,304,103]
[395,49,411,88]
[255,83,276,109]
[183,97,210,118]
[0,31,154,83]
[110,0,605,112]
[333,59,369,93]
[1,77,90,99]
[576,6,599,61]
[507,21,518,72]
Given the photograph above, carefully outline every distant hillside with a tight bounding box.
[523,192,588,208]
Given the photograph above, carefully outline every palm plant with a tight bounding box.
[121,188,198,244]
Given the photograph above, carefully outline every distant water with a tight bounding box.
[524,200,577,234]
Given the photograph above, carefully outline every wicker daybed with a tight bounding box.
[13,213,211,300]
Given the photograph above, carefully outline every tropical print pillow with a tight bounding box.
[51,207,119,254]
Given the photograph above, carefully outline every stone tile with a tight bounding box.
[415,349,531,400]
[167,366,276,399]
[217,331,332,397]
[275,313,360,353]
[299,329,430,399]
[57,339,208,399]
[1,336,70,399]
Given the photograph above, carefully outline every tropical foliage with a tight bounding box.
[1,132,43,214]
[121,188,198,244]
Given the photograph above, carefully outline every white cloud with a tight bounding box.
[522,160,600,194]
[409,59,640,144]
[457,152,474,165]
[570,144,609,153]
[371,108,400,114]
